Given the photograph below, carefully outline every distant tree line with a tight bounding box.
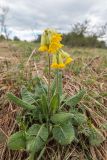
[62,21,107,48]
[0,6,107,49]
[34,21,107,48]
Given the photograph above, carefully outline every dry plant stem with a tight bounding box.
[0,128,8,139]
[26,47,37,66]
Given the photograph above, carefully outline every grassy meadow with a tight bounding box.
[0,40,107,160]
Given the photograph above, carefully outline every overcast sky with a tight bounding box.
[0,0,107,40]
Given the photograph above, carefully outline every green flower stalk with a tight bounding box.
[39,28,73,109]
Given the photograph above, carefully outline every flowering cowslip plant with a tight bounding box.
[38,28,73,68]
[7,29,104,160]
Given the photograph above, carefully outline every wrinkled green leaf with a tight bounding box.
[50,94,59,114]
[89,125,105,146]
[72,113,87,125]
[7,131,26,150]
[32,107,41,119]
[66,90,85,107]
[41,94,48,117]
[51,112,73,124]
[53,122,75,145]
[34,77,47,97]
[21,87,36,104]
[26,124,48,153]
[7,93,36,110]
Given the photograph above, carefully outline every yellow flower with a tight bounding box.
[60,50,70,58]
[51,63,65,69]
[51,33,62,43]
[58,64,65,68]
[65,57,73,65]
[48,43,63,54]
[60,50,73,65]
[39,30,49,52]
[51,63,59,68]
[51,54,65,69]
[48,33,63,53]
[38,45,48,52]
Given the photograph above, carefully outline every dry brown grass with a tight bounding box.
[0,43,107,160]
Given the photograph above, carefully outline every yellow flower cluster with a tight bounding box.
[48,42,63,54]
[51,50,73,69]
[38,29,63,54]
[51,54,65,69]
[38,28,73,69]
